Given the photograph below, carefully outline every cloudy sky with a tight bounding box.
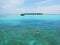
[0,0,60,14]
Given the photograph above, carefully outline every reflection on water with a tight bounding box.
[0,14,60,45]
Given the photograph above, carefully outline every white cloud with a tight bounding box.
[0,8,23,14]
[43,5,60,14]
[1,0,24,10]
[32,0,60,14]
[1,5,60,14]
[0,0,25,14]
[0,0,60,14]
[35,0,53,5]
[31,5,60,14]
[19,5,60,14]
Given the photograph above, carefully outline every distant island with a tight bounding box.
[20,13,43,16]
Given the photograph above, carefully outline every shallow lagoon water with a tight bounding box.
[0,14,60,45]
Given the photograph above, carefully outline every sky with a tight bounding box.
[0,0,60,14]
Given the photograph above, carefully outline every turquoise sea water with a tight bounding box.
[0,14,60,45]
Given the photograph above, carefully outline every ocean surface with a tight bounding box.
[0,14,60,45]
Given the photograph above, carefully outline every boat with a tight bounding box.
[20,13,43,16]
